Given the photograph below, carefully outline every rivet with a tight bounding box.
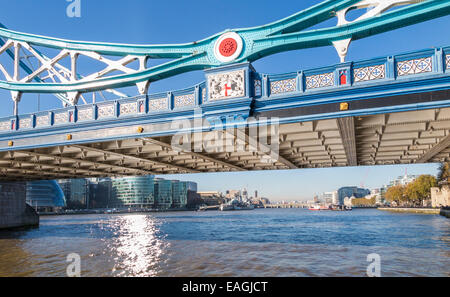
[340,102,349,111]
[137,127,144,133]
[8,141,13,147]
[66,134,72,140]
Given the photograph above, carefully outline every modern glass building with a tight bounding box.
[89,178,112,209]
[58,179,89,209]
[388,174,418,187]
[154,178,172,209]
[172,180,188,208]
[26,180,66,212]
[111,176,154,208]
[186,181,198,192]
[337,187,371,205]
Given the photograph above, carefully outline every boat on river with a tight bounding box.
[308,205,331,211]
[219,199,255,211]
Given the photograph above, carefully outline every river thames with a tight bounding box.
[0,208,449,277]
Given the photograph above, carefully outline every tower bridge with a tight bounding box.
[0,45,449,180]
[0,0,450,227]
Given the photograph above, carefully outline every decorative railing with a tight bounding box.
[0,46,449,134]
[0,84,206,133]
[261,46,449,99]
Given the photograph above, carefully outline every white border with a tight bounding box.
[213,32,244,63]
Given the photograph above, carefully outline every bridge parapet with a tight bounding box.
[0,46,449,144]
[259,46,449,100]
[0,63,256,136]
[255,46,450,122]
[0,85,205,134]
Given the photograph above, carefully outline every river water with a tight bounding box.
[0,208,449,277]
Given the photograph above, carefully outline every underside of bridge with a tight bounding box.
[0,0,449,183]
[1,107,449,181]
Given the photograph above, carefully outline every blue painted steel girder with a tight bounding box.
[0,0,449,95]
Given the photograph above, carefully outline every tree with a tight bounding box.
[404,175,437,205]
[405,181,420,205]
[352,196,376,206]
[385,185,405,205]
[437,162,450,184]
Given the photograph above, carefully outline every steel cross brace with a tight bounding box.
[0,0,448,104]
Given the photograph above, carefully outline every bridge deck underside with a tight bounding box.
[1,108,449,181]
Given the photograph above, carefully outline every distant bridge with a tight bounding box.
[264,203,307,209]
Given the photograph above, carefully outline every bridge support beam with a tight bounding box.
[232,130,297,169]
[416,133,450,163]
[337,117,358,167]
[142,138,246,172]
[0,181,39,229]
[11,91,22,116]
[71,144,200,174]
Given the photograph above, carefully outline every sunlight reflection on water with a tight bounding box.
[106,215,169,277]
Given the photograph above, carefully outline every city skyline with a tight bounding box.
[159,163,440,202]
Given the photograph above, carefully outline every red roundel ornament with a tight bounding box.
[214,32,243,63]
[219,38,238,57]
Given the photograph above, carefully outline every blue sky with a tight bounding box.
[0,0,448,200]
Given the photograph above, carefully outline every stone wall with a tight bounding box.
[378,207,440,214]
[431,185,450,208]
[0,182,39,229]
[440,209,450,218]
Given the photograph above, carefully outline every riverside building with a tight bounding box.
[154,178,173,209]
[26,180,66,212]
[323,191,338,205]
[172,180,188,208]
[111,176,154,208]
[60,176,196,210]
[186,181,198,192]
[58,178,89,209]
[388,174,418,187]
[88,178,112,209]
[337,187,371,205]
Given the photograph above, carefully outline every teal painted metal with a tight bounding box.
[0,0,449,95]
[0,30,73,106]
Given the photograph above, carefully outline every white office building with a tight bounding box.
[323,191,338,205]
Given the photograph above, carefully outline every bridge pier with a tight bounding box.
[0,181,39,229]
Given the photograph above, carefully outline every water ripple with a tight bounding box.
[0,209,448,276]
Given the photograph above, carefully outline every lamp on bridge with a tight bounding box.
[340,102,349,111]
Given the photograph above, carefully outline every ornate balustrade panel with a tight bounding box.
[149,98,169,113]
[354,65,386,83]
[174,94,195,109]
[397,57,433,76]
[270,78,297,95]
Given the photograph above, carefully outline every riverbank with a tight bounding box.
[440,209,450,218]
[39,207,190,216]
[378,207,440,215]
